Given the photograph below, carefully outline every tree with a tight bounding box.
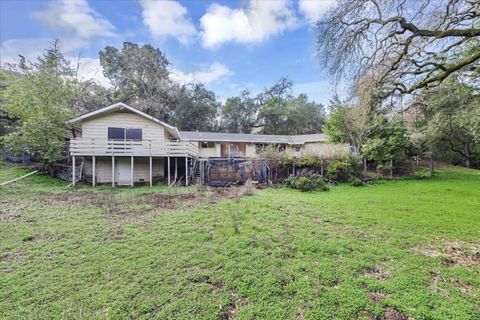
[323,96,367,152]
[173,84,219,131]
[99,42,175,120]
[256,78,325,135]
[286,94,325,135]
[316,0,480,100]
[362,116,413,172]
[257,96,289,134]
[220,90,257,133]
[73,79,112,113]
[0,41,77,171]
[422,76,480,167]
[256,78,293,134]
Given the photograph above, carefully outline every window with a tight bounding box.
[220,143,246,157]
[126,128,142,140]
[108,127,125,140]
[201,141,215,148]
[108,127,142,140]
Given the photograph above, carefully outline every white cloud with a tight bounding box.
[0,37,87,65]
[139,0,196,44]
[293,79,347,106]
[298,0,335,24]
[74,57,110,87]
[32,0,114,39]
[171,63,233,85]
[0,39,109,87]
[200,0,298,48]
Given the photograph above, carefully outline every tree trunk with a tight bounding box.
[464,139,471,168]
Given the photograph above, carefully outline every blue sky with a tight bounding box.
[0,0,342,104]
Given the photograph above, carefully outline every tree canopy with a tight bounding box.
[172,84,219,131]
[316,0,480,100]
[0,41,77,171]
[99,42,176,120]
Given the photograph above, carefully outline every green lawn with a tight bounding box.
[0,160,479,319]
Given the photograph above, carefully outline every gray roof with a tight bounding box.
[179,131,327,145]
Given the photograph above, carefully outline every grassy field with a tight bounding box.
[0,160,479,319]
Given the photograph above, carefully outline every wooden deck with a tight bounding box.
[70,139,199,157]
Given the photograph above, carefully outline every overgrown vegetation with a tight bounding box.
[0,41,77,172]
[1,161,479,319]
[285,174,328,192]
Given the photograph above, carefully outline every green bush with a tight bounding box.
[294,176,317,191]
[327,160,352,182]
[286,175,328,192]
[415,167,431,179]
[296,155,322,168]
[350,177,365,187]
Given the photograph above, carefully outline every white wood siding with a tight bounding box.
[81,111,165,141]
[72,111,198,157]
[300,142,350,158]
[246,144,256,157]
[198,142,219,158]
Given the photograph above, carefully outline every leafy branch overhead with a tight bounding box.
[316,0,480,98]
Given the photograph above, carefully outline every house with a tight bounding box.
[68,102,349,187]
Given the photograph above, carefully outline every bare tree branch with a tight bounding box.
[316,0,480,105]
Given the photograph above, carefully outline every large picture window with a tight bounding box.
[126,128,142,140]
[108,127,142,140]
[108,127,125,140]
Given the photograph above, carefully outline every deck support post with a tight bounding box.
[72,156,76,186]
[149,156,152,187]
[185,157,188,186]
[131,156,134,187]
[175,157,178,180]
[167,156,171,187]
[429,155,434,177]
[320,159,324,177]
[92,156,96,187]
[111,156,115,188]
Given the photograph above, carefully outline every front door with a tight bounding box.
[116,158,131,185]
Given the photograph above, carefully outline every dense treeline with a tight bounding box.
[321,46,479,169]
[82,42,326,134]
[317,0,480,170]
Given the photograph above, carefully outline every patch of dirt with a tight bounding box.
[0,251,26,262]
[0,201,36,222]
[358,311,379,320]
[430,272,475,293]
[368,291,386,304]
[412,239,480,268]
[384,307,414,320]
[2,185,257,226]
[360,266,390,280]
[296,306,305,320]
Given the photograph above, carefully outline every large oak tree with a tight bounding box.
[316,0,480,100]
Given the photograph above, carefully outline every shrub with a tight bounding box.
[327,160,352,182]
[284,175,297,188]
[288,174,328,192]
[414,167,430,179]
[350,177,365,187]
[296,155,322,168]
[294,176,317,191]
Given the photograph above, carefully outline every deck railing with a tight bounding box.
[70,139,199,157]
